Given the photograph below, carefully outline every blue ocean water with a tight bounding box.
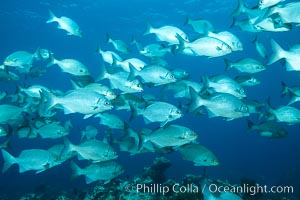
[1,0,300,199]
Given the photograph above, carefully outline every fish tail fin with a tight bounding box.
[184,16,191,26]
[40,89,58,112]
[144,22,153,35]
[128,63,138,81]
[268,39,285,65]
[96,65,108,82]
[131,36,142,51]
[262,96,275,119]
[96,45,102,55]
[232,0,245,17]
[251,35,258,44]
[224,59,232,71]
[46,54,57,67]
[129,102,142,121]
[111,54,120,68]
[64,120,73,131]
[70,161,83,180]
[175,33,187,53]
[288,96,300,106]
[188,87,204,113]
[61,138,76,159]
[230,17,237,29]
[118,126,141,154]
[46,10,58,23]
[0,139,11,149]
[1,149,17,173]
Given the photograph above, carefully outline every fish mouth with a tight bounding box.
[3,61,10,65]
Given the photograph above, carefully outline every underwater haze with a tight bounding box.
[0,0,300,199]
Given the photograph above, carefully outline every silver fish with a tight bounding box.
[81,125,99,141]
[95,113,125,129]
[207,31,243,51]
[248,120,288,138]
[203,75,246,99]
[178,144,219,166]
[63,139,118,163]
[268,105,300,124]
[224,58,266,73]
[177,34,232,57]
[144,23,189,44]
[141,125,198,152]
[32,120,71,139]
[130,101,183,127]
[184,16,214,34]
[98,67,143,93]
[107,33,130,54]
[189,89,249,120]
[234,76,261,87]
[128,64,177,86]
[252,36,267,58]
[46,10,82,37]
[3,51,37,72]
[96,47,122,65]
[47,56,90,76]
[71,161,124,184]
[1,149,57,173]
[40,89,113,118]
[0,104,27,124]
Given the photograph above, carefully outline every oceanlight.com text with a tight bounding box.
[208,183,294,196]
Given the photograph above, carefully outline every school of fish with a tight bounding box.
[1,0,300,189]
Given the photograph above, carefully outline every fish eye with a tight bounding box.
[79,69,84,72]
[104,101,110,105]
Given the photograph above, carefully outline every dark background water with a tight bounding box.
[0,0,300,198]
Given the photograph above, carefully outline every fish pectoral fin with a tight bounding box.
[57,24,64,30]
[159,75,166,80]
[108,80,119,89]
[143,117,152,124]
[77,154,85,160]
[160,120,169,127]
[216,46,222,51]
[206,109,217,118]
[83,114,93,119]
[63,107,74,115]
[85,177,94,184]
[19,166,28,173]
